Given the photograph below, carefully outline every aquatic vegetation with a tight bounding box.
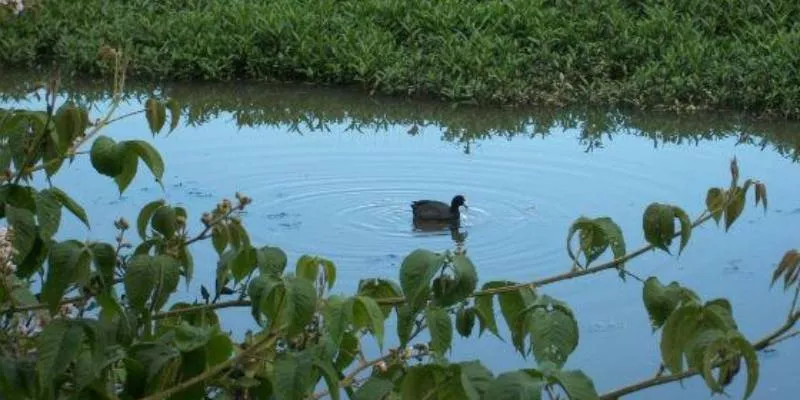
[2,0,800,118]
[0,53,798,400]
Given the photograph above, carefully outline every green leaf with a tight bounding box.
[728,334,759,400]
[151,205,177,238]
[54,105,82,150]
[426,305,453,356]
[296,255,320,283]
[705,188,725,224]
[145,98,167,135]
[400,365,439,400]
[435,254,479,306]
[5,204,36,263]
[350,296,385,350]
[314,358,341,400]
[89,242,116,286]
[396,304,415,347]
[41,240,89,314]
[35,189,61,239]
[456,307,476,338]
[353,376,393,400]
[151,255,181,311]
[178,246,194,284]
[642,277,699,331]
[643,203,676,253]
[566,217,611,268]
[459,361,493,398]
[320,258,337,290]
[274,350,314,400]
[257,246,288,277]
[593,217,626,265]
[89,136,123,177]
[113,148,138,194]
[495,284,536,355]
[550,370,599,400]
[137,200,165,240]
[673,206,692,254]
[399,249,444,311]
[166,99,181,133]
[37,320,85,388]
[334,331,359,371]
[206,333,233,366]
[124,140,165,182]
[15,235,48,278]
[483,371,544,400]
[284,276,317,336]
[474,290,501,340]
[660,304,703,373]
[49,187,90,228]
[231,246,258,283]
[358,278,402,317]
[211,224,229,255]
[724,187,746,231]
[525,295,578,368]
[323,295,348,346]
[124,255,157,312]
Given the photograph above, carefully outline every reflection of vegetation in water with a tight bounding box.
[1,74,799,161]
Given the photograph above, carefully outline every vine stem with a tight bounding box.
[137,329,281,400]
[599,311,800,399]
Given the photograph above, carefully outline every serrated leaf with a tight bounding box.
[151,205,177,238]
[15,236,48,278]
[350,296,385,350]
[400,365,439,400]
[124,140,164,182]
[124,255,157,312]
[36,320,84,389]
[151,255,180,311]
[459,361,493,397]
[35,189,61,239]
[145,98,167,135]
[483,371,544,400]
[550,370,599,400]
[353,376,393,400]
[724,187,746,231]
[211,224,229,255]
[474,292,502,341]
[436,254,479,306]
[771,249,800,290]
[706,188,725,224]
[206,333,233,366]
[313,358,341,400]
[323,295,348,346]
[334,331,359,371]
[495,284,535,355]
[593,217,626,266]
[274,350,314,400]
[661,304,702,373]
[41,240,89,314]
[231,246,258,283]
[49,187,89,228]
[755,182,768,212]
[320,258,336,290]
[257,246,288,277]
[137,200,165,240]
[89,136,123,177]
[426,305,453,356]
[89,242,116,286]
[525,295,578,368]
[178,245,194,284]
[358,278,402,317]
[396,304,415,348]
[729,334,759,399]
[642,277,699,330]
[399,249,444,311]
[5,204,36,263]
[166,99,181,133]
[643,203,676,253]
[284,276,317,337]
[567,217,608,268]
[456,307,476,338]
[672,206,692,255]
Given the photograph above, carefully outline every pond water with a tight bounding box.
[2,78,800,399]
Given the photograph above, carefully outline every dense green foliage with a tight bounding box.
[2,0,800,118]
[1,62,799,399]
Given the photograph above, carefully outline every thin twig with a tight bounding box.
[137,329,281,400]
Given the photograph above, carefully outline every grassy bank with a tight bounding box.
[2,0,800,118]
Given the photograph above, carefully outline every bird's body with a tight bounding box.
[411,195,467,221]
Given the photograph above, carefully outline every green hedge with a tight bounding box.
[2,0,800,117]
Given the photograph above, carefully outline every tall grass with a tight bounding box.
[2,0,800,118]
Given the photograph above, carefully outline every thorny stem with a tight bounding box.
[599,311,800,399]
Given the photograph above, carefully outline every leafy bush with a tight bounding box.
[1,55,799,400]
[2,0,800,118]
